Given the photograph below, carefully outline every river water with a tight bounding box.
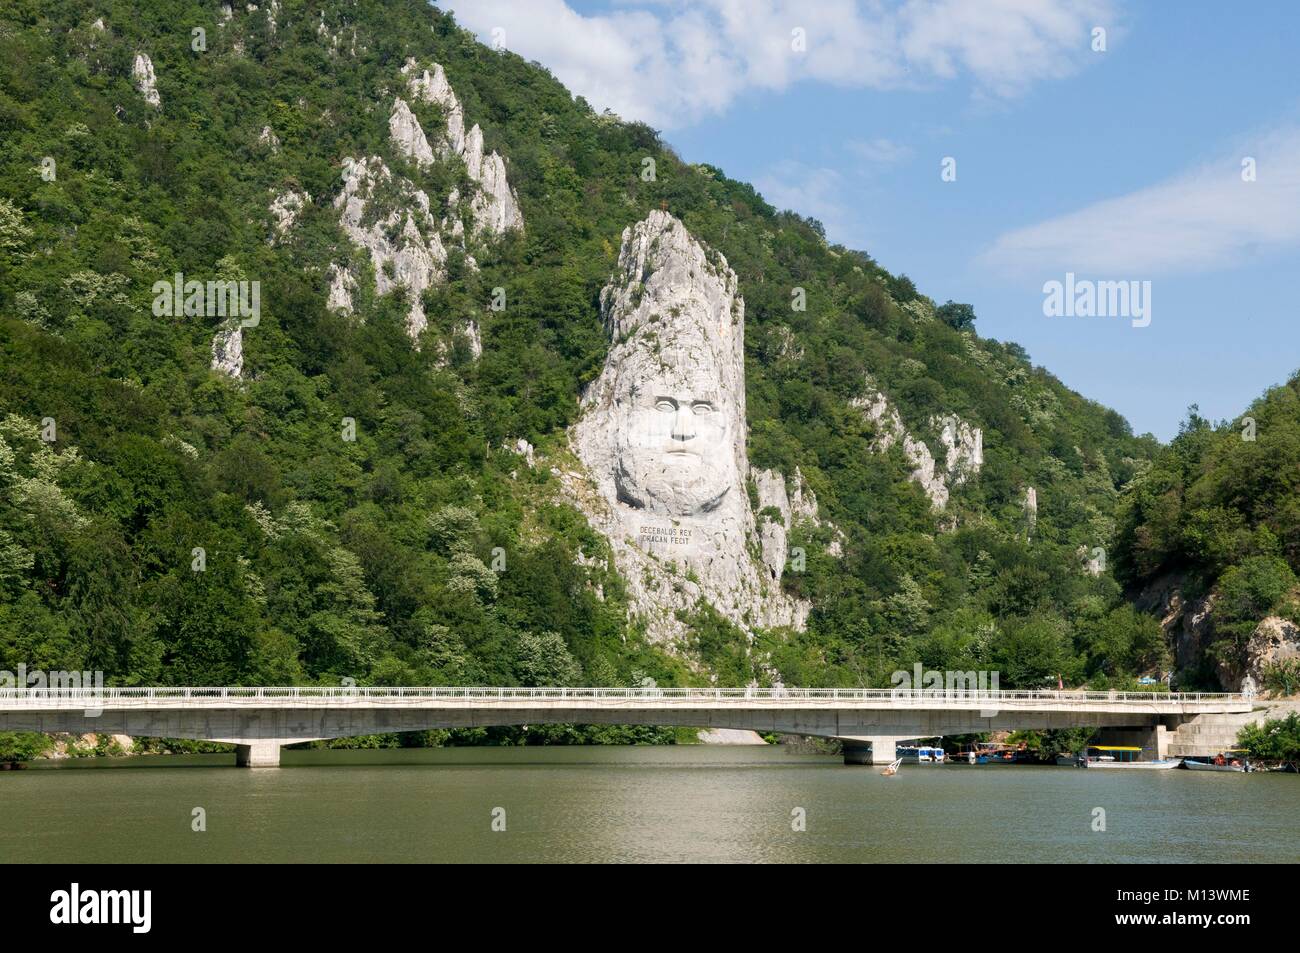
[2,746,1296,863]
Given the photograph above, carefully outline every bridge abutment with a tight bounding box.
[234,741,283,768]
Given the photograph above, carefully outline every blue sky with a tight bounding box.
[439,1,1300,440]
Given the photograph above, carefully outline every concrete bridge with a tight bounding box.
[0,686,1253,766]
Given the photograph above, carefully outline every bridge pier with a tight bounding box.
[841,738,901,765]
[234,741,282,768]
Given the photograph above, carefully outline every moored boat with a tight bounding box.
[1183,749,1253,772]
[896,744,946,764]
[1075,745,1182,769]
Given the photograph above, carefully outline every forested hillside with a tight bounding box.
[1,0,1167,697]
[1113,376,1300,689]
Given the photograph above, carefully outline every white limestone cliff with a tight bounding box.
[566,211,808,645]
[388,97,435,167]
[933,413,983,486]
[331,156,446,340]
[132,53,160,109]
[268,188,309,241]
[401,58,523,236]
[403,60,465,155]
[329,64,524,350]
[326,262,356,312]
[851,382,983,511]
[853,386,948,509]
[461,317,483,360]
[505,438,536,469]
[753,467,842,574]
[1241,616,1300,687]
[753,468,791,582]
[258,125,281,153]
[211,320,243,378]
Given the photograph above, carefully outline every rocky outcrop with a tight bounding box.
[211,320,243,378]
[1024,486,1038,530]
[850,384,984,511]
[268,188,309,240]
[1241,616,1300,688]
[403,60,465,155]
[753,467,840,577]
[1078,544,1104,576]
[329,64,522,348]
[461,317,483,360]
[753,469,791,582]
[258,125,281,153]
[566,211,809,645]
[1135,572,1217,683]
[388,97,435,167]
[1136,569,1300,690]
[132,53,160,108]
[505,438,536,468]
[933,414,983,485]
[852,385,947,509]
[401,58,523,236]
[326,262,356,312]
[332,156,446,339]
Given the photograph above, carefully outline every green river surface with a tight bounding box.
[2,746,1297,863]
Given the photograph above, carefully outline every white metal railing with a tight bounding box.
[0,686,1247,709]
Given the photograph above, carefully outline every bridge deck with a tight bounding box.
[0,687,1252,714]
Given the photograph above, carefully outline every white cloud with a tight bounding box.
[439,0,1116,129]
[980,125,1300,275]
[847,137,914,165]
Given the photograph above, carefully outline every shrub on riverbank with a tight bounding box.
[0,730,49,762]
[1237,711,1300,761]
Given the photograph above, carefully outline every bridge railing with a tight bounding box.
[0,686,1247,708]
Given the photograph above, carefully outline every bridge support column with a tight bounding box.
[841,738,901,765]
[235,741,282,768]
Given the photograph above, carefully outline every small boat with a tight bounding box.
[1076,745,1182,769]
[979,742,1022,764]
[881,758,902,777]
[1183,750,1253,772]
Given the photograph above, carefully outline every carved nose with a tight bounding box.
[671,406,695,441]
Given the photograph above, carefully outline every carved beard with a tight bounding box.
[614,452,732,517]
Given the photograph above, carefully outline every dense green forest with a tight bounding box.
[4,0,1271,712]
[1113,377,1300,686]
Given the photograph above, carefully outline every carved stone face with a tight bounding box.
[612,348,737,517]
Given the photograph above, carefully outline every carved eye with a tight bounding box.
[655,398,676,413]
[692,402,714,415]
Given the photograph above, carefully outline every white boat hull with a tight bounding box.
[1184,760,1248,772]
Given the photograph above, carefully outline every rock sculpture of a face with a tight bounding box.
[575,211,746,551]
[569,211,807,643]
[612,334,737,517]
